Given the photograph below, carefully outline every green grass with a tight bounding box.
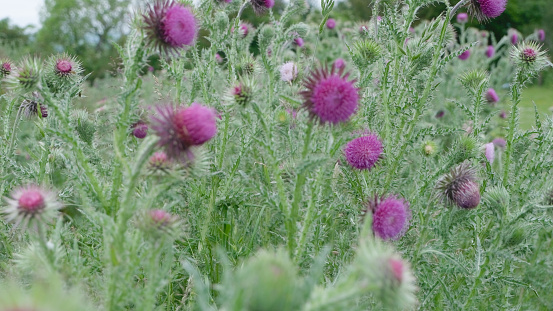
[519,85,553,129]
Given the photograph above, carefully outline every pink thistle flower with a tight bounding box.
[251,0,274,15]
[132,121,149,139]
[344,134,383,170]
[239,23,251,37]
[388,258,405,284]
[486,45,495,58]
[1,60,12,78]
[409,27,415,33]
[2,185,62,228]
[521,47,538,63]
[484,142,495,164]
[150,103,217,162]
[485,88,499,104]
[326,18,336,29]
[468,0,507,21]
[56,59,73,76]
[437,162,481,209]
[499,110,507,119]
[458,50,471,60]
[142,209,179,237]
[492,138,506,148]
[294,37,304,47]
[149,151,170,171]
[143,0,198,54]
[511,33,518,45]
[367,195,411,240]
[300,65,360,124]
[538,29,546,42]
[435,110,445,118]
[280,61,298,82]
[333,58,345,69]
[215,53,223,64]
[457,13,468,23]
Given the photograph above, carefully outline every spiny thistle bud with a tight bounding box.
[226,249,303,310]
[142,0,198,55]
[354,239,417,309]
[149,151,171,171]
[150,103,217,162]
[0,59,12,78]
[44,54,83,94]
[300,64,360,124]
[5,56,42,93]
[459,69,488,91]
[423,140,438,156]
[258,24,275,48]
[486,45,495,58]
[437,161,481,209]
[2,184,62,229]
[140,209,179,237]
[228,78,253,106]
[351,39,382,68]
[344,134,383,170]
[21,99,48,119]
[511,42,548,72]
[235,54,259,77]
[280,61,298,82]
[132,121,149,139]
[485,88,499,104]
[365,195,411,240]
[250,0,274,15]
[467,0,507,22]
[287,22,310,38]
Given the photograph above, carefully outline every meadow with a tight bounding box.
[1,0,553,310]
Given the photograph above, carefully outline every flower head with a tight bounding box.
[468,0,507,22]
[326,18,336,29]
[143,0,198,54]
[456,13,468,23]
[458,50,471,60]
[1,59,12,78]
[300,65,360,124]
[538,29,546,42]
[485,88,499,104]
[5,56,42,93]
[132,121,148,139]
[251,0,274,15]
[437,161,481,209]
[492,137,506,148]
[44,54,84,93]
[2,185,62,229]
[229,79,253,106]
[21,99,48,119]
[436,110,445,118]
[486,45,495,58]
[344,134,383,170]
[511,42,549,71]
[293,37,304,47]
[215,53,224,64]
[149,151,170,171]
[511,33,518,45]
[150,103,217,162]
[366,195,411,240]
[140,209,179,238]
[484,142,494,164]
[499,110,507,119]
[280,61,298,82]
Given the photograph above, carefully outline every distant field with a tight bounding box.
[519,85,553,129]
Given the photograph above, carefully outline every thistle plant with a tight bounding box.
[1,0,553,310]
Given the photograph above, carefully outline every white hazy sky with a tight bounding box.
[0,0,44,28]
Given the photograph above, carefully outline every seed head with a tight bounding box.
[485,88,499,104]
[486,45,495,58]
[366,195,411,240]
[150,103,217,162]
[436,161,481,209]
[143,0,198,55]
[467,0,507,22]
[300,64,359,124]
[2,185,62,229]
[326,18,336,29]
[280,61,298,82]
[344,134,383,170]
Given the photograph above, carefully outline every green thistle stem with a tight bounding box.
[503,78,521,188]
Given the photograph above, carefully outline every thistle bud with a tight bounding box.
[0,59,12,78]
[436,161,481,209]
[511,42,548,73]
[140,209,179,238]
[5,57,42,93]
[423,140,437,156]
[351,39,382,68]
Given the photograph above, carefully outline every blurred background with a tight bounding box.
[0,0,551,118]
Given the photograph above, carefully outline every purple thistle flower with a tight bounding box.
[436,110,445,118]
[492,138,506,148]
[344,134,383,170]
[485,88,499,104]
[458,50,471,60]
[486,45,495,58]
[215,53,224,64]
[521,47,538,63]
[538,29,546,42]
[511,33,518,45]
[294,37,304,47]
[142,209,179,237]
[388,258,405,284]
[251,0,274,15]
[239,23,251,37]
[499,110,507,119]
[326,18,336,29]
[484,143,495,164]
[468,0,507,22]
[437,162,481,209]
[1,60,12,78]
[333,58,345,69]
[367,195,411,240]
[149,151,170,171]
[150,103,217,162]
[132,121,149,139]
[21,99,48,119]
[300,65,360,124]
[143,0,198,54]
[457,13,468,23]
[2,185,62,228]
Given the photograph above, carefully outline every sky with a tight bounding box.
[0,0,44,28]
